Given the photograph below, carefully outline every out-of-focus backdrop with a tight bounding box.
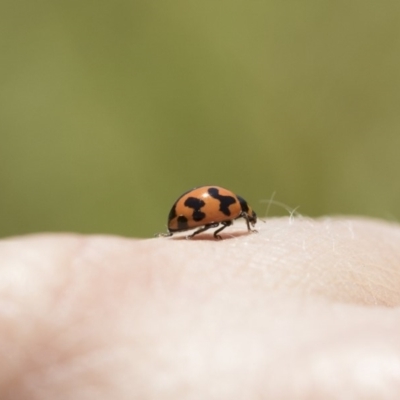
[1,2,400,238]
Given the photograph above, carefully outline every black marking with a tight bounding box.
[184,197,206,221]
[177,215,189,230]
[208,187,236,216]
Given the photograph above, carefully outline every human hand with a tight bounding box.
[1,217,400,399]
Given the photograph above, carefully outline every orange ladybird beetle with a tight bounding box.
[157,186,257,239]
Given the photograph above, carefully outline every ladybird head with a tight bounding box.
[237,195,257,226]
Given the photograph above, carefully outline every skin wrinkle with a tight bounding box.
[0,236,131,395]
[239,217,397,305]
[0,237,79,390]
[255,223,339,300]
[296,218,400,305]
[139,295,400,398]
[0,218,400,398]
[305,328,400,396]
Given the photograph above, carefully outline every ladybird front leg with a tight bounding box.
[187,223,219,239]
[241,212,258,233]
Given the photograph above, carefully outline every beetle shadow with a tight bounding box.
[169,230,254,241]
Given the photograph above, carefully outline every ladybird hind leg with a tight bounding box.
[155,232,173,238]
[187,223,219,239]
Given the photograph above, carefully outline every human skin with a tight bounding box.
[0,217,400,399]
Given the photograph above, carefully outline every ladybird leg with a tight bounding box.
[241,212,258,233]
[213,220,232,239]
[187,223,219,239]
[155,232,173,238]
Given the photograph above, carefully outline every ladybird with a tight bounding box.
[157,186,257,239]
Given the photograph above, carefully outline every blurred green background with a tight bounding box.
[1,1,400,238]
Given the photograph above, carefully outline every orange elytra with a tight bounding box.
[157,185,257,239]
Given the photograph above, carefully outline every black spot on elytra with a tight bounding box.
[184,197,206,221]
[208,187,236,216]
[177,215,189,230]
